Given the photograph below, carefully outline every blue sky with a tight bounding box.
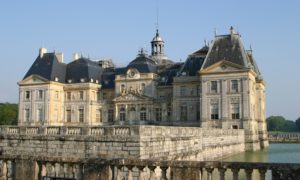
[0,1,299,120]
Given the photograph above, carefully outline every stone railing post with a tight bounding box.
[258,168,267,180]
[137,166,145,180]
[161,166,168,180]
[149,166,157,180]
[205,167,214,180]
[245,168,253,180]
[127,165,134,180]
[218,167,226,180]
[231,168,239,180]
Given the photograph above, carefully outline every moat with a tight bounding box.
[223,143,300,163]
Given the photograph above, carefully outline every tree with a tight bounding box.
[296,117,300,132]
[0,103,18,125]
[267,116,286,131]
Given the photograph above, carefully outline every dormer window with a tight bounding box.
[68,79,72,83]
[54,77,59,82]
[80,78,85,83]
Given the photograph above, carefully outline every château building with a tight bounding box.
[17,27,268,149]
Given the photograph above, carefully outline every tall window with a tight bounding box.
[25,91,30,100]
[156,108,162,121]
[180,86,186,96]
[210,81,218,93]
[79,91,84,100]
[231,80,238,92]
[108,109,114,122]
[120,107,126,121]
[55,91,59,99]
[167,103,172,117]
[211,103,219,120]
[231,103,240,119]
[120,84,125,94]
[79,108,84,122]
[67,92,71,100]
[66,109,71,122]
[197,85,201,95]
[25,108,30,122]
[96,109,102,122]
[141,83,146,93]
[180,104,187,121]
[140,107,146,121]
[37,108,43,122]
[38,90,43,100]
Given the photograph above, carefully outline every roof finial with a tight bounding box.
[230,26,235,35]
[214,28,217,37]
[155,0,160,34]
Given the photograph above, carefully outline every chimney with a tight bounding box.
[39,48,47,58]
[73,53,80,61]
[55,53,64,63]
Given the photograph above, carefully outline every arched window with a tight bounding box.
[130,107,136,111]
[140,107,146,121]
[120,107,126,121]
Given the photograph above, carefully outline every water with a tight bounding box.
[204,143,300,180]
[223,143,300,163]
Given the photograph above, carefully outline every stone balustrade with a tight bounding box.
[0,157,299,180]
[268,132,300,143]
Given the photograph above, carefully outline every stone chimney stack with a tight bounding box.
[55,53,64,63]
[73,53,80,61]
[39,48,47,58]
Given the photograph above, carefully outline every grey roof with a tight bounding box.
[126,54,157,73]
[178,46,208,76]
[202,33,249,69]
[23,53,66,83]
[101,68,115,89]
[158,63,183,86]
[66,58,103,83]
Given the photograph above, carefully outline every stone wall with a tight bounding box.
[0,125,245,162]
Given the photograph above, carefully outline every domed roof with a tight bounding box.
[66,57,103,83]
[127,50,157,73]
[151,29,164,42]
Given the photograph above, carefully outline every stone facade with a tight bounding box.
[17,27,268,152]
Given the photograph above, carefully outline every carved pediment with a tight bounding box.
[200,60,246,74]
[113,93,152,102]
[18,75,49,85]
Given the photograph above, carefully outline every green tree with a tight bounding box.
[0,103,18,125]
[296,117,300,132]
[267,116,286,131]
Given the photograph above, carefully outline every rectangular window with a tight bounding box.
[79,91,84,100]
[180,86,186,96]
[231,103,240,119]
[156,108,162,121]
[97,92,101,101]
[167,104,172,117]
[79,108,84,122]
[66,109,71,122]
[55,91,59,99]
[197,85,201,95]
[180,104,187,121]
[96,109,102,122]
[25,109,30,122]
[37,108,43,122]
[25,91,30,100]
[67,92,71,100]
[211,104,219,119]
[38,90,43,100]
[231,80,238,92]
[211,81,217,93]
[108,109,114,122]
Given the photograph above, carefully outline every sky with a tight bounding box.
[0,1,299,120]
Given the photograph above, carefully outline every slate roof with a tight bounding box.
[202,33,249,69]
[178,46,208,76]
[101,68,116,89]
[23,53,66,83]
[126,54,157,73]
[158,63,183,86]
[66,58,103,83]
